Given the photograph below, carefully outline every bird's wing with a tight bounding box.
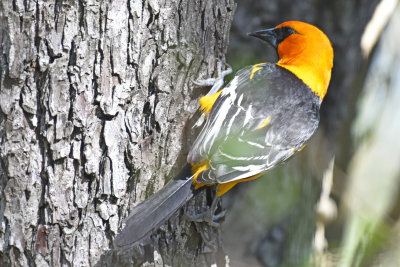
[188,63,320,184]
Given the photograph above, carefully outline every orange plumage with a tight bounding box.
[276,21,333,99]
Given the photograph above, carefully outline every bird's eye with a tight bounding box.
[275,27,297,44]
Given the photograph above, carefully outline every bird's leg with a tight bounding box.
[184,192,226,227]
[192,60,232,95]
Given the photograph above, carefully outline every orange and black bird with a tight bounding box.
[114,21,334,247]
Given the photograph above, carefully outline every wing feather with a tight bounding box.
[188,63,320,184]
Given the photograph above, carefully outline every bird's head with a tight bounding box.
[249,21,334,100]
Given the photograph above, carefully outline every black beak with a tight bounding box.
[248,27,296,48]
[248,28,278,48]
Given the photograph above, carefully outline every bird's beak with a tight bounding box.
[248,28,278,48]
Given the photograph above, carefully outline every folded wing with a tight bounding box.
[188,63,320,184]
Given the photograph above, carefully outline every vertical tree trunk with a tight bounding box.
[0,0,235,266]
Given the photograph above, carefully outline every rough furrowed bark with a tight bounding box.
[0,0,235,266]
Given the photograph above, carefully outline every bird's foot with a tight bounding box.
[185,194,226,227]
[192,60,232,96]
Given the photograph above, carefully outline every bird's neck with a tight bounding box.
[276,47,332,100]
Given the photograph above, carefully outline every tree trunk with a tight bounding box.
[0,0,235,266]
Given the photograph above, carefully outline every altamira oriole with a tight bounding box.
[114,21,334,247]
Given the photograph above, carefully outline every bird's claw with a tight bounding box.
[184,194,225,227]
[185,209,226,227]
[192,78,216,87]
[193,60,232,96]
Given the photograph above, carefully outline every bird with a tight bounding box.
[114,21,334,248]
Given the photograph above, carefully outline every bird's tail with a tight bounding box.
[114,164,194,248]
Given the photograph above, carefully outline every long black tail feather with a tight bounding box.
[114,164,194,248]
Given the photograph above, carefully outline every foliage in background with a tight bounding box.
[222,0,400,266]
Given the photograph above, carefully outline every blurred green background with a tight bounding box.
[220,0,400,266]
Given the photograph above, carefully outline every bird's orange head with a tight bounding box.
[249,21,334,100]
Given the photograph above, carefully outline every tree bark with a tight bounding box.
[0,0,235,266]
